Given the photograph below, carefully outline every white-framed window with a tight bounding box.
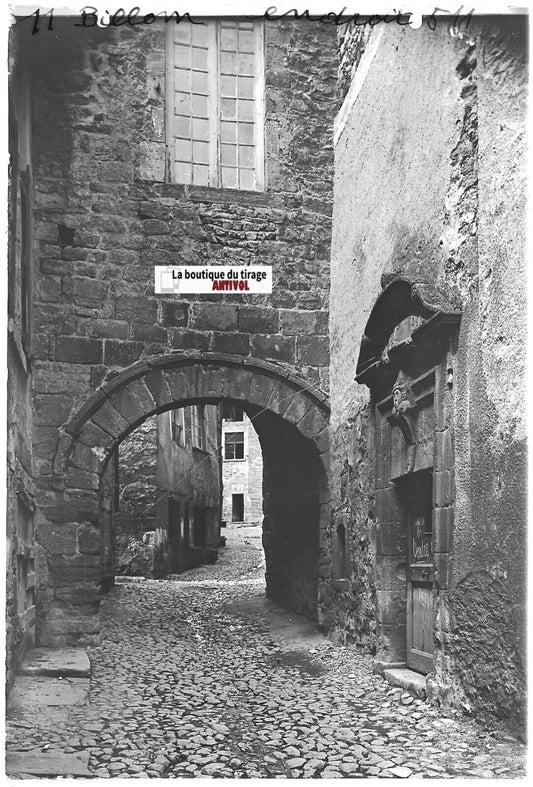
[191,404,206,450]
[224,431,244,460]
[167,19,265,190]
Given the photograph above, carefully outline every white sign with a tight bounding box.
[155,266,272,295]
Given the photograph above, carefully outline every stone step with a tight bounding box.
[18,647,90,678]
[8,676,90,716]
[6,750,90,777]
[382,668,427,697]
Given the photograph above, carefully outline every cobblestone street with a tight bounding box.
[7,527,526,779]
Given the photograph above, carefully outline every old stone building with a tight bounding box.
[112,404,221,577]
[5,11,527,741]
[221,405,263,527]
[327,17,527,736]
[153,404,222,574]
[8,13,334,655]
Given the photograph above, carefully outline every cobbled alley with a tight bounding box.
[6,527,526,779]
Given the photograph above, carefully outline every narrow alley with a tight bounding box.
[6,526,526,779]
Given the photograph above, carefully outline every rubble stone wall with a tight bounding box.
[329,18,526,735]
[22,17,336,646]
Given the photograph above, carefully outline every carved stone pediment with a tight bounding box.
[355,274,461,392]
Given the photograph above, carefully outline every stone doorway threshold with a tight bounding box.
[382,667,427,698]
[6,648,91,779]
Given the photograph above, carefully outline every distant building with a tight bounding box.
[154,405,222,574]
[113,405,222,578]
[221,406,263,528]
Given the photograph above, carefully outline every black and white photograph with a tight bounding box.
[4,0,527,779]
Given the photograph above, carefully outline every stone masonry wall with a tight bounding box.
[23,17,337,641]
[329,18,526,735]
[222,413,263,526]
[118,415,158,533]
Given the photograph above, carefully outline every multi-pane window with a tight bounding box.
[168,19,264,190]
[224,431,244,460]
[191,405,206,450]
[170,408,185,445]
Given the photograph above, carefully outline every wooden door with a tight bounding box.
[406,472,435,674]
[167,498,182,573]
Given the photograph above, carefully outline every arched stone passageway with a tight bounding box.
[38,352,329,646]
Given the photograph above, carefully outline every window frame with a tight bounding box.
[170,408,185,446]
[224,430,245,460]
[191,404,207,451]
[166,19,265,191]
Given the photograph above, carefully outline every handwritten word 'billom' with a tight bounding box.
[19,7,201,34]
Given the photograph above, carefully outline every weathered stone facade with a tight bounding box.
[11,16,335,649]
[328,17,526,736]
[153,405,221,575]
[222,411,263,527]
[6,11,526,742]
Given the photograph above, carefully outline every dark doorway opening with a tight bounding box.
[232,493,245,523]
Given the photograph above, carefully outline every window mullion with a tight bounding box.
[165,22,176,183]
[207,23,219,188]
[253,21,265,191]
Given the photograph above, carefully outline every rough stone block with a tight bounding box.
[55,336,103,364]
[434,551,452,590]
[282,392,313,428]
[144,369,174,408]
[192,303,238,331]
[297,336,329,366]
[62,276,108,308]
[77,420,113,450]
[143,218,169,234]
[165,370,191,405]
[68,441,102,475]
[87,319,129,339]
[222,367,255,402]
[375,555,407,593]
[92,400,130,438]
[33,304,76,336]
[376,589,406,625]
[65,467,99,491]
[108,379,156,425]
[297,406,329,443]
[104,339,145,367]
[33,394,74,427]
[116,295,158,323]
[211,331,250,355]
[375,520,405,557]
[33,363,91,395]
[37,522,78,556]
[169,329,211,351]
[375,487,404,524]
[433,506,453,553]
[436,428,454,471]
[280,309,317,335]
[47,554,101,585]
[33,426,60,460]
[238,306,280,333]
[78,524,101,555]
[433,470,452,507]
[251,334,295,364]
[45,494,100,526]
[247,370,277,410]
